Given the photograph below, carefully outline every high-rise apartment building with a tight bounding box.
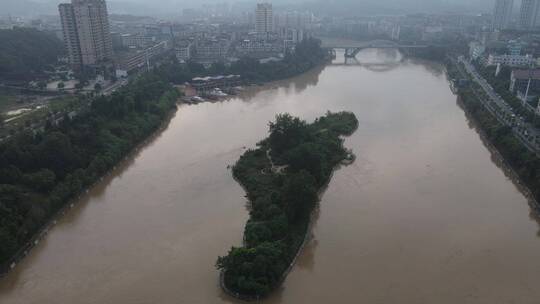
[255,3,273,34]
[274,11,314,30]
[59,0,113,69]
[59,3,82,67]
[492,0,514,30]
[520,0,540,29]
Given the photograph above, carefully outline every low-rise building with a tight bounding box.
[507,39,528,56]
[116,40,170,77]
[469,41,486,60]
[194,39,230,62]
[235,39,283,58]
[175,40,195,63]
[121,34,156,49]
[190,75,241,93]
[279,27,309,51]
[510,69,540,93]
[486,54,534,67]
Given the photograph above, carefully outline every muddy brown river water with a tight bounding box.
[2,50,540,304]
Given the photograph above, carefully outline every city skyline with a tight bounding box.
[0,0,507,18]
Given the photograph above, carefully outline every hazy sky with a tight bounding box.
[2,0,498,18]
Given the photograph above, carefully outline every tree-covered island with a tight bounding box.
[217,111,358,299]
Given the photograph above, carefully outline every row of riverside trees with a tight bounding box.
[447,54,540,198]
[216,111,358,297]
[472,61,537,124]
[447,60,540,207]
[458,89,540,202]
[0,72,179,269]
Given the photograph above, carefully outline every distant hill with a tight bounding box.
[0,28,64,81]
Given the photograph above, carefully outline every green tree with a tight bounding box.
[37,81,47,90]
[209,61,226,75]
[282,170,318,222]
[23,169,56,192]
[284,142,325,183]
[268,114,308,155]
[0,28,64,81]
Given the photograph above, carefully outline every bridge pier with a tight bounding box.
[344,48,362,58]
[329,49,337,59]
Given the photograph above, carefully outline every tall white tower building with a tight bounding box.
[255,3,273,34]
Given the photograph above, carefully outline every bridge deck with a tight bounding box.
[321,44,428,49]
[318,37,428,49]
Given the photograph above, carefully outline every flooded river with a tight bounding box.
[2,50,540,304]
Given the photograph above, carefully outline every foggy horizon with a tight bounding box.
[1,0,498,18]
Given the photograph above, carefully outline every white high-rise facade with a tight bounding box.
[59,0,113,69]
[255,3,273,34]
[492,0,513,30]
[520,0,540,29]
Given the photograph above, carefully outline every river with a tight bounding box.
[2,49,540,304]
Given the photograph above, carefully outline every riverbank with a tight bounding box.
[178,62,329,107]
[0,108,177,277]
[456,98,540,213]
[446,60,540,210]
[0,74,179,275]
[217,112,358,299]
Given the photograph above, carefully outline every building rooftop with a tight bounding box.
[192,75,240,82]
[512,69,540,80]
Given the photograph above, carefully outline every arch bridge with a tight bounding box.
[321,39,429,58]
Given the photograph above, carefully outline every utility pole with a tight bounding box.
[524,64,534,108]
[524,76,532,106]
[146,50,150,72]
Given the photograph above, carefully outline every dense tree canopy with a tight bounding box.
[0,28,64,80]
[0,72,178,269]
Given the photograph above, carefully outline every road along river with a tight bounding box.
[2,49,540,304]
